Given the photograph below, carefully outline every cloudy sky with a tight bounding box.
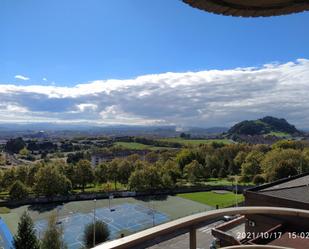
[1,1,309,128]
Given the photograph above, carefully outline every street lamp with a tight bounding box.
[93,199,97,247]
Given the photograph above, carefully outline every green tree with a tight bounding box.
[83,221,109,248]
[262,149,309,181]
[233,151,248,172]
[128,166,162,191]
[241,151,264,179]
[0,153,5,165]
[15,166,29,184]
[2,167,16,189]
[5,137,26,154]
[13,211,40,249]
[95,163,109,184]
[176,149,194,173]
[74,160,94,191]
[19,147,30,157]
[34,165,72,197]
[267,160,298,181]
[41,212,67,249]
[117,160,134,185]
[253,174,266,185]
[9,180,29,200]
[161,159,181,184]
[107,159,120,190]
[184,160,202,183]
[145,152,159,163]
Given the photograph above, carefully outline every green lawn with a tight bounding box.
[0,207,10,214]
[177,191,244,208]
[115,142,171,151]
[159,137,232,146]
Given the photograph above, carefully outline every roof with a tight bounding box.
[246,173,309,204]
[183,0,309,17]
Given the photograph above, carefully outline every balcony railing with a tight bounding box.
[94,206,309,249]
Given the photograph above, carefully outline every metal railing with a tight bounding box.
[94,206,309,249]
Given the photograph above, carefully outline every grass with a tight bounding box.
[0,207,10,214]
[115,142,171,151]
[267,131,291,137]
[177,191,244,208]
[159,137,232,146]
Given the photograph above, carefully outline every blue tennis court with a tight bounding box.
[35,203,170,249]
[0,218,13,249]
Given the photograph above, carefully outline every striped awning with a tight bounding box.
[183,0,309,17]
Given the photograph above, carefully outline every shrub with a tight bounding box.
[83,220,109,248]
[9,180,29,200]
[253,175,265,185]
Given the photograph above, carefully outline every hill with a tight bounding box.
[228,116,301,136]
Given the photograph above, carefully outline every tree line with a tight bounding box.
[1,140,309,200]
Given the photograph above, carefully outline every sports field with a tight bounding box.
[177,191,244,208]
[0,195,212,249]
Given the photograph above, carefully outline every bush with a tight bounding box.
[83,220,109,248]
[239,175,252,183]
[9,180,29,200]
[253,174,265,185]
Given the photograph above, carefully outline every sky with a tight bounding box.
[1,0,309,128]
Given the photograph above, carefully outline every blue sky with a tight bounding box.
[0,1,309,127]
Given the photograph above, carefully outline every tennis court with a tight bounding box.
[0,218,13,249]
[35,203,169,249]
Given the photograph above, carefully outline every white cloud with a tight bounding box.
[1,59,309,128]
[76,103,98,112]
[14,75,30,81]
[43,78,47,81]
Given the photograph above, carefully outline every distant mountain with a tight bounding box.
[228,116,301,136]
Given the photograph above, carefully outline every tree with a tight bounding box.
[19,147,30,157]
[176,149,194,173]
[0,153,5,165]
[67,152,85,164]
[262,149,309,181]
[145,152,159,163]
[74,160,94,191]
[267,160,298,182]
[5,137,26,154]
[9,181,29,200]
[107,159,120,190]
[184,160,202,183]
[2,167,16,189]
[15,166,29,184]
[233,151,248,172]
[41,212,67,249]
[13,211,40,249]
[161,159,181,184]
[241,151,264,179]
[0,170,3,191]
[117,160,134,185]
[34,165,72,197]
[128,166,162,191]
[95,163,109,184]
[253,175,265,185]
[83,221,109,248]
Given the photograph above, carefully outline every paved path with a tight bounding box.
[149,220,224,249]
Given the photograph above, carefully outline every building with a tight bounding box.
[91,149,148,167]
[212,173,309,248]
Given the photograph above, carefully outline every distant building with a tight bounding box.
[212,173,309,248]
[91,149,148,167]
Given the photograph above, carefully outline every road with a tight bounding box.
[149,220,224,249]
